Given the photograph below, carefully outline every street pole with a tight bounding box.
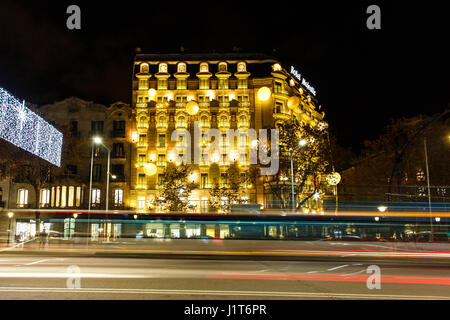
[87,142,94,245]
[290,149,295,210]
[7,218,11,245]
[423,137,433,242]
[106,148,111,214]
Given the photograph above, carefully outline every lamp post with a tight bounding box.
[289,139,307,210]
[7,212,13,245]
[93,137,111,214]
[423,137,433,242]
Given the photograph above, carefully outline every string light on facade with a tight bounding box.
[0,87,63,166]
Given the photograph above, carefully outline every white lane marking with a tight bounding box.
[306,271,320,273]
[0,287,448,300]
[25,259,52,266]
[327,265,350,271]
[342,269,366,276]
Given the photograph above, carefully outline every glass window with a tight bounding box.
[92,188,101,205]
[158,134,166,147]
[68,186,74,207]
[138,196,146,209]
[178,63,186,73]
[199,78,209,89]
[138,174,146,185]
[40,189,50,207]
[159,63,168,73]
[61,186,67,208]
[237,62,246,72]
[200,62,208,73]
[177,79,187,90]
[138,154,146,166]
[114,189,123,206]
[218,78,228,90]
[218,62,227,72]
[75,187,82,207]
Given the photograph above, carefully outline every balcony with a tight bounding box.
[136,102,148,109]
[238,101,251,108]
[219,102,230,108]
[175,102,186,108]
[199,102,210,108]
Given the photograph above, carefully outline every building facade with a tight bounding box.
[130,53,325,212]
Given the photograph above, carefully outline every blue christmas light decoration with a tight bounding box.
[0,87,63,166]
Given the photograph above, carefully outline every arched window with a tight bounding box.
[219,115,228,127]
[140,63,149,73]
[159,63,168,73]
[200,115,209,127]
[218,62,227,72]
[17,188,28,208]
[178,63,186,73]
[200,62,208,73]
[138,115,148,129]
[158,116,167,128]
[238,115,247,127]
[237,62,246,72]
[177,116,186,128]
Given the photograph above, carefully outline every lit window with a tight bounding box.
[156,134,165,147]
[75,187,82,207]
[114,189,123,206]
[138,173,146,185]
[68,186,74,207]
[138,134,147,147]
[61,186,67,208]
[92,188,101,206]
[177,63,186,73]
[177,78,187,90]
[140,63,149,73]
[157,154,166,167]
[237,62,246,72]
[199,78,209,89]
[157,79,167,90]
[138,115,148,129]
[176,116,187,128]
[200,62,209,73]
[238,115,248,128]
[157,116,166,128]
[138,154,146,166]
[200,115,209,127]
[218,62,227,72]
[40,189,50,208]
[237,79,247,89]
[218,78,228,89]
[219,115,228,128]
[138,196,146,209]
[159,63,168,73]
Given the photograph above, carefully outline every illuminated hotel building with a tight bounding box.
[130,53,325,212]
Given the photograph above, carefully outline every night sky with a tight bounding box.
[0,1,448,151]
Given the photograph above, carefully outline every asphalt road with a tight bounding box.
[0,253,449,300]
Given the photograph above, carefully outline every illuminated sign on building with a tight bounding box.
[0,87,63,166]
[290,66,317,96]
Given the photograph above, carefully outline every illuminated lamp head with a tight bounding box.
[144,163,157,176]
[186,101,199,115]
[148,88,156,98]
[257,87,271,101]
[287,96,300,109]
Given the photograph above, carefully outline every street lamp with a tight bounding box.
[7,212,13,245]
[92,136,112,213]
[290,139,307,210]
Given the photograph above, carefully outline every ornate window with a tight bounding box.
[140,63,149,73]
[199,62,209,73]
[159,63,168,73]
[218,62,227,72]
[238,115,248,128]
[176,115,187,128]
[237,62,246,72]
[177,63,186,73]
[200,115,209,128]
[219,115,228,128]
